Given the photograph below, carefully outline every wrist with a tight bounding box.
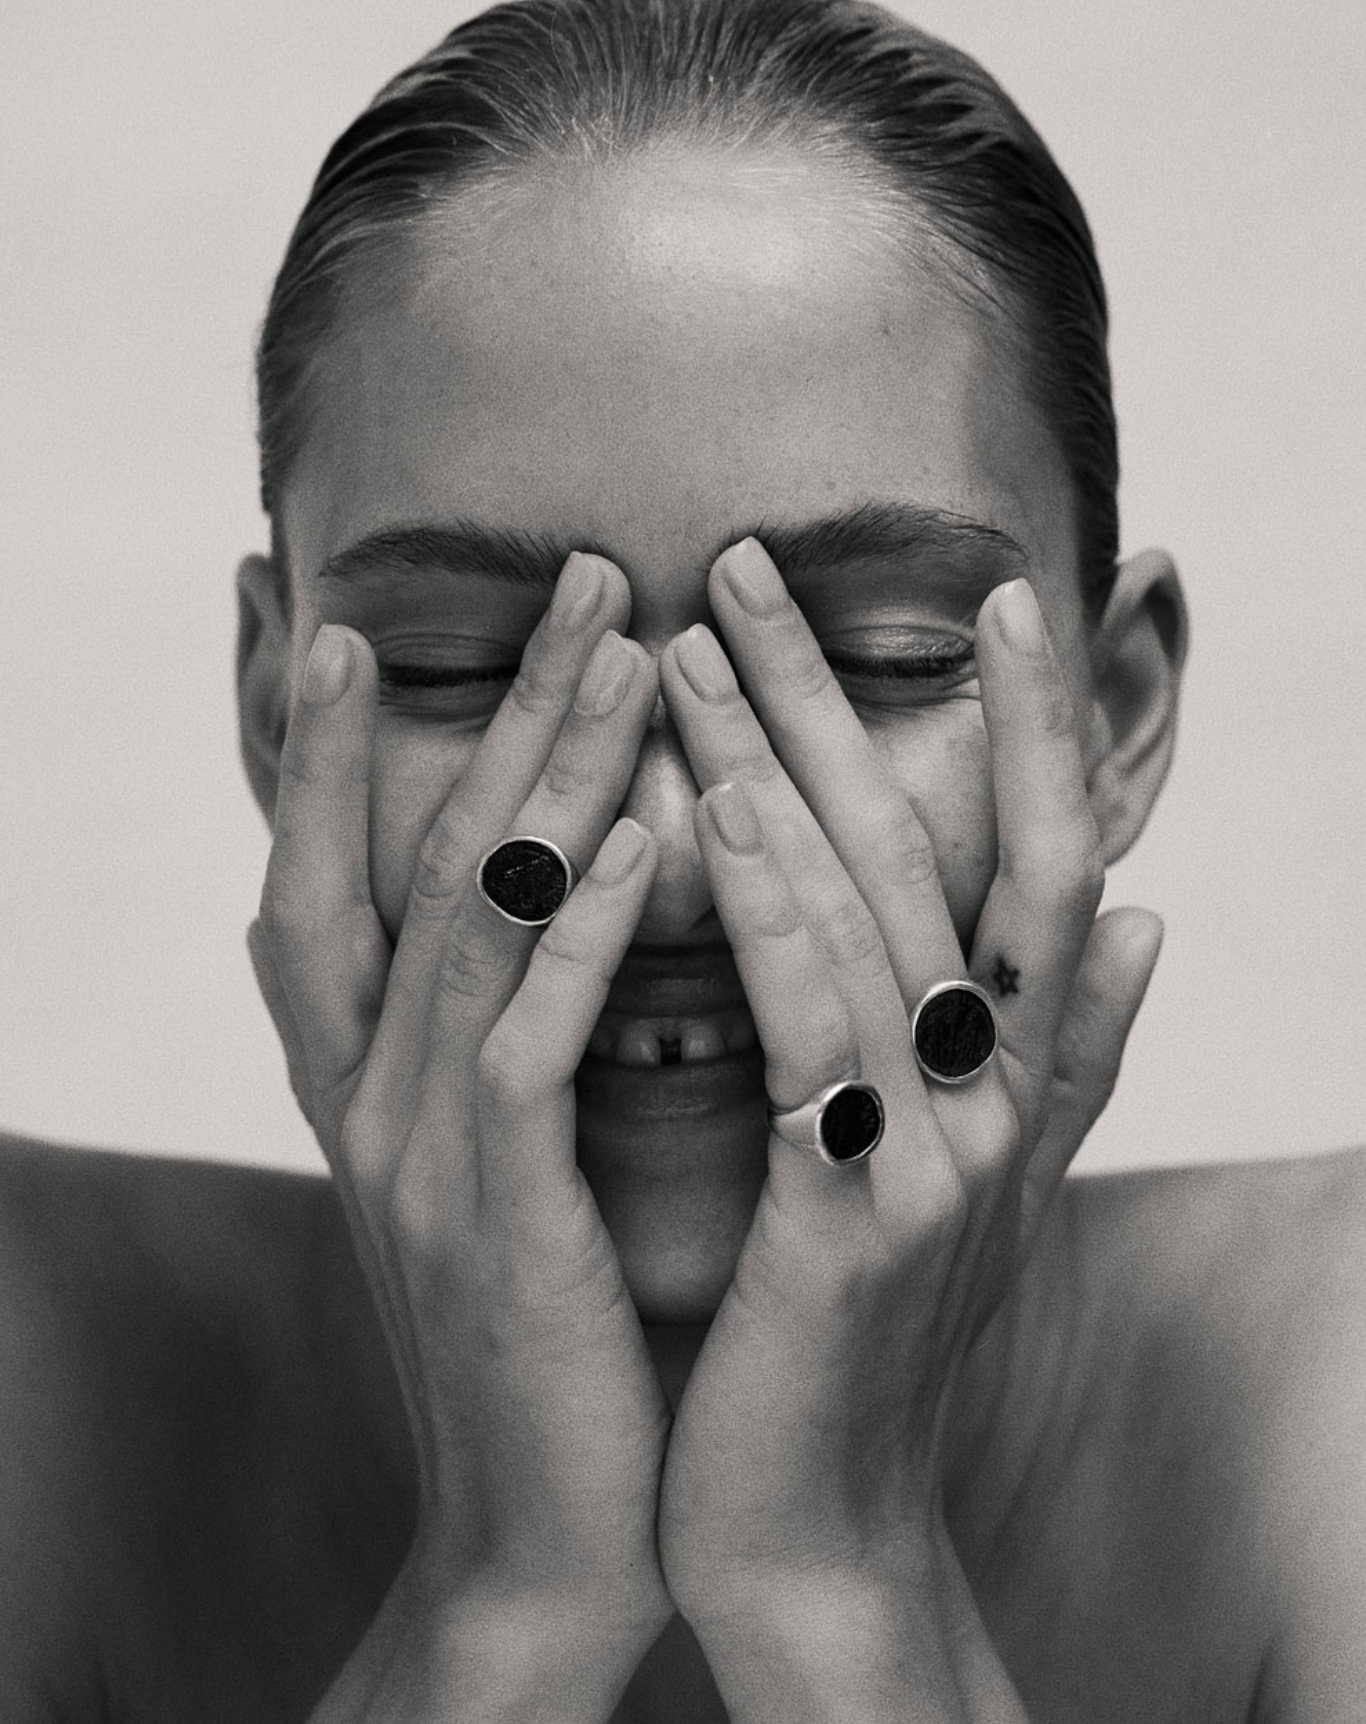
[437,1581,663,1721]
[379,1541,668,1723]
[689,1569,950,1724]
[684,1531,1024,1724]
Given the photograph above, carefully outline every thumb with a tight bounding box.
[1019,907,1164,1246]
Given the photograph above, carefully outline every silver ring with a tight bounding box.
[476,836,579,927]
[910,980,999,1085]
[767,1079,884,1166]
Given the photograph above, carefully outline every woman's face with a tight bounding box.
[278,147,1098,1319]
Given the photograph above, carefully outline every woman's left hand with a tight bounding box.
[653,538,1163,1714]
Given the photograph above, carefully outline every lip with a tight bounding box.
[601,942,748,1019]
[575,1040,766,1118]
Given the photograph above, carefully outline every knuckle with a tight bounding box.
[437,929,505,1006]
[883,803,940,889]
[539,744,592,804]
[1065,848,1107,916]
[475,1023,541,1102]
[412,807,476,909]
[1001,820,1104,911]
[275,735,322,798]
[812,888,886,976]
[727,737,783,789]
[507,649,564,720]
[786,636,839,703]
[1047,827,1106,914]
[736,889,805,946]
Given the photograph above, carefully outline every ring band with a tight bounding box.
[767,1079,885,1166]
[476,836,579,927]
[910,980,999,1085]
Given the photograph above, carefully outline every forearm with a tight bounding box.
[307,1543,655,1724]
[689,1525,1029,1724]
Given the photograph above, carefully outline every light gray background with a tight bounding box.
[2,1,1362,1173]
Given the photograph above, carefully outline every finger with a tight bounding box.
[661,622,900,1030]
[427,817,659,1216]
[1019,908,1163,1244]
[452,553,627,827]
[246,918,315,1127]
[698,537,966,998]
[369,555,629,1074]
[371,630,659,1105]
[695,778,940,1223]
[967,579,1106,1099]
[259,624,389,1096]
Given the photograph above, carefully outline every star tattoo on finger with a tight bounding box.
[991,955,1021,998]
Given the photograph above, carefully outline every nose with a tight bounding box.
[615,687,721,942]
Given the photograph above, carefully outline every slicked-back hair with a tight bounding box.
[257,0,1119,618]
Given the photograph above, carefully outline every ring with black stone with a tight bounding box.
[767,1079,885,1166]
[476,836,579,928]
[909,979,999,1085]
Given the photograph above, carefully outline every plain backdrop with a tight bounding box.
[2,0,1362,1175]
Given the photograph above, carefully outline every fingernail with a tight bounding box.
[719,538,786,617]
[676,624,738,702]
[551,553,605,631]
[995,580,1046,656]
[708,780,763,853]
[302,625,351,704]
[591,818,648,883]
[575,630,635,715]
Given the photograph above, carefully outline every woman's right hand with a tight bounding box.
[247,553,673,1716]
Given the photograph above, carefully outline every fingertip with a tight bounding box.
[1106,905,1165,969]
[1088,908,1164,1025]
[565,550,633,627]
[588,816,654,885]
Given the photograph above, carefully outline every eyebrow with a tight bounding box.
[314,499,1028,593]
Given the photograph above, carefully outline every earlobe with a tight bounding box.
[235,552,292,824]
[1085,548,1190,865]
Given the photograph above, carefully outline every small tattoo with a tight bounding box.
[991,956,1021,998]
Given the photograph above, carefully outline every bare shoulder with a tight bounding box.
[1068,1144,1366,1356]
[0,1132,336,1719]
[1067,1147,1366,1723]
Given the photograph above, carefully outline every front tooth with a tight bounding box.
[616,1021,664,1067]
[680,1019,728,1063]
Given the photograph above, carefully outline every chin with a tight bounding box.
[574,1068,770,1323]
[613,1197,754,1323]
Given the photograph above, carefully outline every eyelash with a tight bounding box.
[377,647,975,696]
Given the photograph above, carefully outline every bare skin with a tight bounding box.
[4,147,1363,1719]
[2,1134,1364,1720]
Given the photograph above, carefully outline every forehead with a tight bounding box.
[284,146,1075,600]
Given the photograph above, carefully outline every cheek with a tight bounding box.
[869,705,997,954]
[367,724,483,943]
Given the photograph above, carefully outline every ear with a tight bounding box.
[1083,547,1189,865]
[235,552,292,825]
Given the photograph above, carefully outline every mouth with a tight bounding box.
[587,941,754,1066]
[588,1003,759,1067]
